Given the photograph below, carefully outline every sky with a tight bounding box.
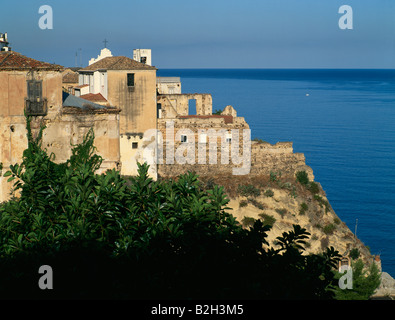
[1,0,395,69]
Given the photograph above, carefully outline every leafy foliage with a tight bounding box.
[333,259,381,300]
[296,170,309,185]
[0,116,343,299]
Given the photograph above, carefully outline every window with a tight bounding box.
[132,142,138,149]
[127,73,135,87]
[225,133,232,143]
[26,80,47,116]
[140,57,147,64]
[199,133,207,144]
[180,135,188,143]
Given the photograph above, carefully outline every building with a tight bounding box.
[133,49,152,66]
[0,51,121,202]
[89,48,113,65]
[0,33,11,52]
[62,68,79,94]
[157,77,181,94]
[78,54,158,177]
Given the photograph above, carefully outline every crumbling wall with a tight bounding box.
[157,93,213,117]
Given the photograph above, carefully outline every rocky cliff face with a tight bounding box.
[161,139,379,271]
[198,169,377,271]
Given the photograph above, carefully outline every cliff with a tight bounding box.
[188,140,378,270]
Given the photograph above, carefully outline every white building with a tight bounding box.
[156,77,182,94]
[133,49,152,66]
[0,33,11,51]
[89,48,113,65]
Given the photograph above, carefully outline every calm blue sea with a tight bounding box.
[157,68,395,276]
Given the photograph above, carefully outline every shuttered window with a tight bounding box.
[26,80,47,115]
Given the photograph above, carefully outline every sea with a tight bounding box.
[157,68,395,277]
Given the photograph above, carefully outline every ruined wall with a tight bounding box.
[157,93,213,117]
[157,114,251,177]
[157,138,314,181]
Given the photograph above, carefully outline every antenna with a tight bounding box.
[103,38,108,48]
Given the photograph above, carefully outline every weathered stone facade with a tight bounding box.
[0,51,121,202]
[156,91,314,181]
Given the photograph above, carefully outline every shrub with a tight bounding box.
[333,259,381,300]
[270,171,281,182]
[296,171,309,185]
[299,202,308,215]
[275,208,287,218]
[264,189,274,197]
[308,182,320,194]
[323,224,336,235]
[239,200,248,207]
[248,198,265,210]
[258,213,276,227]
[241,216,256,227]
[238,184,261,197]
[349,248,360,260]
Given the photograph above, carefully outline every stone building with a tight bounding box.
[156,77,181,95]
[62,68,79,94]
[0,51,121,202]
[78,55,158,178]
[133,49,152,66]
[0,46,314,202]
[156,91,313,179]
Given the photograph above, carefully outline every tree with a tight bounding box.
[0,115,342,299]
[333,259,381,300]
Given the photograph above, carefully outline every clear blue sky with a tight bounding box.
[2,0,395,68]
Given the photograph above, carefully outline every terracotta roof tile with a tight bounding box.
[80,93,107,103]
[79,56,156,72]
[62,71,79,83]
[0,51,63,71]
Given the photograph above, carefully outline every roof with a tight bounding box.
[79,56,156,72]
[80,93,107,103]
[0,51,63,71]
[157,77,181,83]
[178,115,234,124]
[62,71,79,83]
[62,91,107,110]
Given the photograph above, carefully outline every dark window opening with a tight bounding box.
[140,57,147,64]
[26,80,47,116]
[132,142,138,149]
[127,73,135,87]
[181,135,188,143]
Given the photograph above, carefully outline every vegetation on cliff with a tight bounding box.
[0,117,379,299]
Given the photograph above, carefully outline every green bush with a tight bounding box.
[241,216,256,227]
[258,213,276,227]
[308,182,320,194]
[237,184,261,197]
[299,202,308,215]
[275,208,287,218]
[248,198,265,210]
[0,116,343,300]
[239,200,248,207]
[333,260,381,300]
[296,171,309,185]
[323,224,336,235]
[264,189,274,197]
[349,248,360,260]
